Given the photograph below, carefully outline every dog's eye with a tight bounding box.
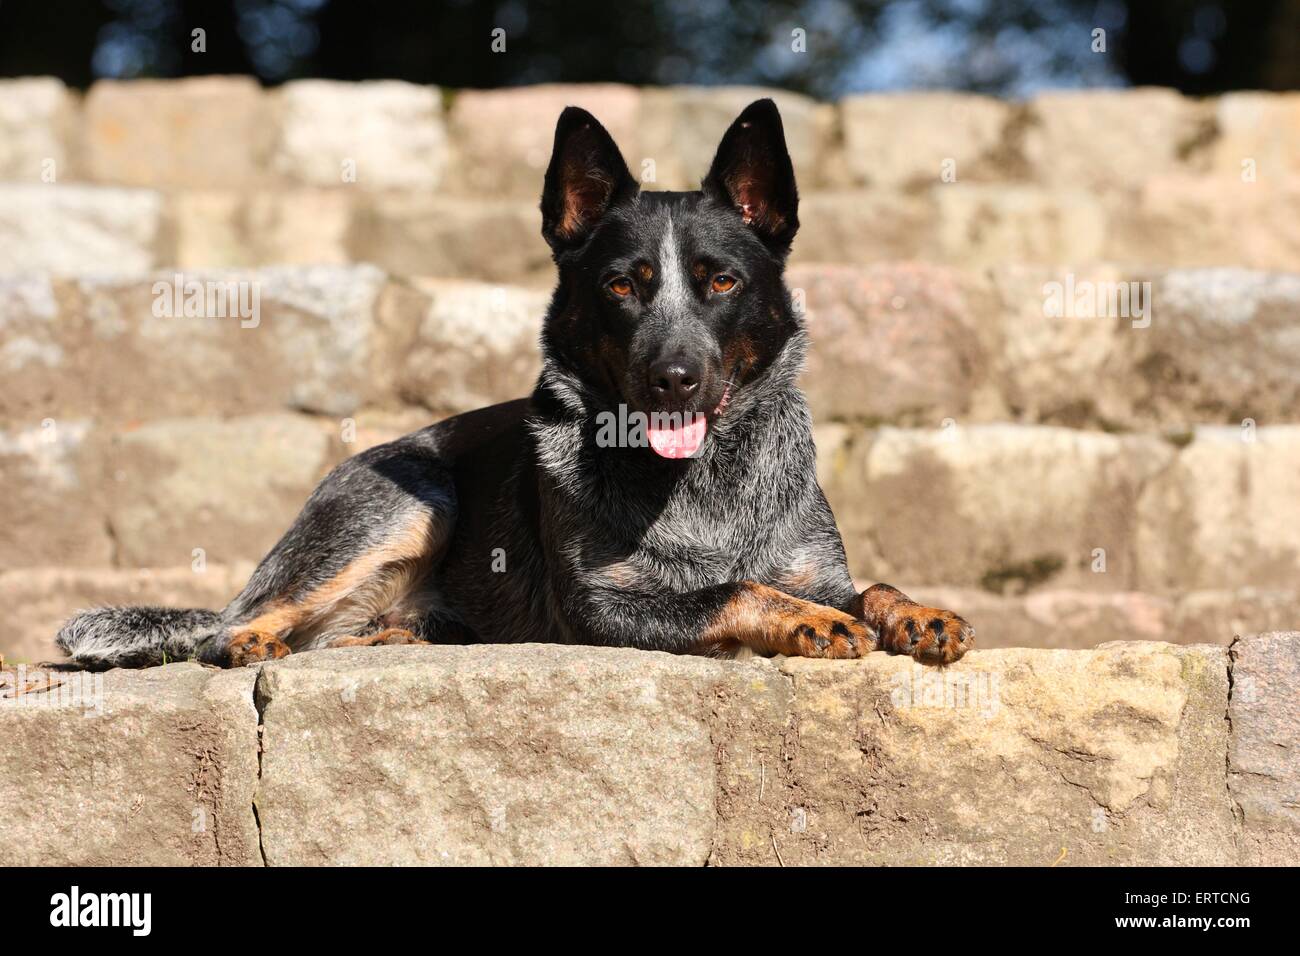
[608,277,634,298]
[711,274,738,294]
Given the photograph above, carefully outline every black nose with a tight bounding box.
[648,360,700,403]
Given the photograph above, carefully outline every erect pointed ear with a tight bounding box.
[702,99,799,253]
[540,106,638,253]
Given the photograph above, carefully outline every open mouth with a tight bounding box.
[646,378,735,460]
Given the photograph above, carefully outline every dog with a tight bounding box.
[56,99,973,670]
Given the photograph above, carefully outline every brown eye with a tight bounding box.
[711,274,737,294]
[608,277,634,298]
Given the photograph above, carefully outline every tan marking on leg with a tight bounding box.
[699,581,872,659]
[328,628,427,648]
[239,513,439,649]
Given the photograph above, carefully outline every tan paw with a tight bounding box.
[779,607,876,659]
[228,629,291,666]
[880,606,974,665]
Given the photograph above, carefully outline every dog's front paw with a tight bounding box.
[780,608,876,659]
[880,606,973,665]
[227,629,291,666]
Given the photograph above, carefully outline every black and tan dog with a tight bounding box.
[57,100,973,670]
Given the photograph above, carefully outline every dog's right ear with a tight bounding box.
[541,107,637,253]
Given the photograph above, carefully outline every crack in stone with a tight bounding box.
[250,665,271,867]
[1225,636,1246,839]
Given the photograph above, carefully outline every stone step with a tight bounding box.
[3,635,1295,865]
[2,180,1299,278]
[817,423,1300,593]
[4,78,1299,274]
[3,564,1296,666]
[4,265,1298,433]
[3,411,1299,589]
[2,78,1294,197]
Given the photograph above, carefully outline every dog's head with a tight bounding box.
[538,99,802,459]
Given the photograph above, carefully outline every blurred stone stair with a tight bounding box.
[4,261,1299,661]
[4,78,1300,278]
[2,78,1298,662]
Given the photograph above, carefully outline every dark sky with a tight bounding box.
[0,0,1295,95]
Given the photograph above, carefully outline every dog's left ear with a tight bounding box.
[702,99,799,254]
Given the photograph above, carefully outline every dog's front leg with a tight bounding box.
[851,583,974,665]
[588,581,877,659]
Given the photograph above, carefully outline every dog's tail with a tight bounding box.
[55,606,223,669]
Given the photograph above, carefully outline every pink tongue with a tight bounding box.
[648,414,708,459]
